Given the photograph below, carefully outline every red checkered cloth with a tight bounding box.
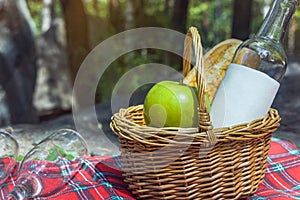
[250,137,300,200]
[0,156,135,200]
[1,137,300,200]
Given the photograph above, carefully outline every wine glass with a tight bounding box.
[0,129,18,187]
[6,129,89,200]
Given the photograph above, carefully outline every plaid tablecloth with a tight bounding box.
[1,137,300,200]
[251,138,300,200]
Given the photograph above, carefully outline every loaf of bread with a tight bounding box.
[183,39,242,103]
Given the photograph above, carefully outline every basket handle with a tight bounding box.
[183,27,214,133]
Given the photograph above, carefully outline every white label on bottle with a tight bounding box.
[210,63,280,128]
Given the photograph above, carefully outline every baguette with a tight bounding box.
[183,38,242,103]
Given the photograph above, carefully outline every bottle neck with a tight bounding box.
[257,0,299,43]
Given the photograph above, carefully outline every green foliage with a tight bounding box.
[45,145,78,161]
[24,0,300,103]
[26,0,43,35]
[188,0,233,48]
[84,0,110,18]
[17,155,24,162]
[26,0,63,36]
[14,146,78,162]
[295,8,300,18]
[54,0,63,18]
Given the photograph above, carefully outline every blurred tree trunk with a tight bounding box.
[172,0,190,33]
[41,0,54,33]
[288,19,297,54]
[214,0,221,42]
[93,0,100,15]
[169,0,190,70]
[125,0,134,30]
[164,0,171,15]
[200,0,210,44]
[231,0,253,40]
[0,0,37,124]
[59,0,90,81]
[109,0,124,32]
[34,0,72,118]
[132,0,145,27]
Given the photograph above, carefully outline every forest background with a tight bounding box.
[0,0,299,126]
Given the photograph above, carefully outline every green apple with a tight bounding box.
[143,80,199,128]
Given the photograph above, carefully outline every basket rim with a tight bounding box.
[110,104,281,146]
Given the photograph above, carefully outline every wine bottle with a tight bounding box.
[210,0,299,128]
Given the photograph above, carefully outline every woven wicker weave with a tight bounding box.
[110,27,281,199]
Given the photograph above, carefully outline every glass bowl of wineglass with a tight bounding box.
[6,129,89,200]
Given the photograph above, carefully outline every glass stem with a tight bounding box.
[6,186,27,200]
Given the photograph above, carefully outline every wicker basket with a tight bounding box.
[110,27,281,199]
